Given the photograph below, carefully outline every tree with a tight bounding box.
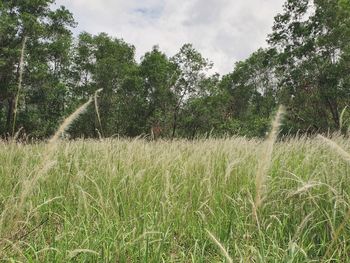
[180,74,228,138]
[70,32,138,138]
[268,0,350,133]
[0,0,75,138]
[218,49,277,137]
[138,46,177,137]
[170,44,212,138]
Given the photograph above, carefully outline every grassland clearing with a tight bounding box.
[1,135,350,262]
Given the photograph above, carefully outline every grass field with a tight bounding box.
[1,135,350,262]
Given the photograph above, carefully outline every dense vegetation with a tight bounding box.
[1,0,349,140]
[2,2,350,261]
[2,135,350,261]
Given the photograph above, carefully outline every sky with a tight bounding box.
[54,0,285,75]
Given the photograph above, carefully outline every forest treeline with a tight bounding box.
[1,0,350,139]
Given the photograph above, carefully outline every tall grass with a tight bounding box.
[1,133,350,261]
[0,97,93,257]
[253,106,285,223]
[318,135,350,261]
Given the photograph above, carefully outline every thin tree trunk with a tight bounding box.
[172,107,179,139]
[0,99,4,135]
[6,97,15,136]
[172,114,177,139]
[12,36,27,136]
[191,126,197,140]
[326,98,340,129]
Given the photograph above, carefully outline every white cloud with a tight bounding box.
[54,0,285,74]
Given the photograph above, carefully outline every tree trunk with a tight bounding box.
[326,98,339,129]
[191,126,197,140]
[172,107,179,139]
[6,97,15,136]
[0,99,4,135]
[172,113,177,139]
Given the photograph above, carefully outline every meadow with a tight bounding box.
[1,132,350,262]
[2,0,349,261]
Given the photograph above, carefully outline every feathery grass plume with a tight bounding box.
[318,135,350,261]
[317,135,350,163]
[12,36,28,137]
[206,229,233,263]
[17,160,57,209]
[94,88,103,136]
[48,97,93,145]
[288,181,322,197]
[254,105,285,212]
[0,98,94,252]
[31,97,94,198]
[291,212,314,243]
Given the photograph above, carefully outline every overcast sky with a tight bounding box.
[54,0,285,74]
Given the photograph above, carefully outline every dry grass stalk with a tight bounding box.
[288,181,322,197]
[318,135,350,163]
[12,127,24,143]
[48,98,93,145]
[27,97,94,202]
[94,89,103,136]
[254,105,285,211]
[206,229,233,263]
[12,36,28,137]
[0,98,93,253]
[291,212,314,243]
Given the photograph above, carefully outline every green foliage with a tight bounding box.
[0,0,75,137]
[1,0,349,139]
[268,0,350,133]
[138,46,177,135]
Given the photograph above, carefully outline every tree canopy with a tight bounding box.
[1,0,349,140]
